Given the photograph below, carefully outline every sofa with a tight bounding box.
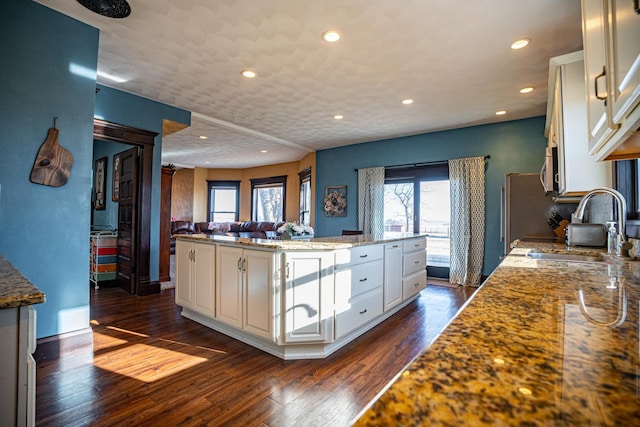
[170,220,285,254]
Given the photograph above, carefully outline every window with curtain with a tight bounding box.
[299,167,311,226]
[251,175,287,222]
[207,180,240,222]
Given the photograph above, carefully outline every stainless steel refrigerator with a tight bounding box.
[502,173,577,255]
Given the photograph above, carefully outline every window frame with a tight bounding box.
[299,167,311,226]
[250,175,287,222]
[206,180,240,222]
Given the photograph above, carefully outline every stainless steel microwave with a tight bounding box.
[540,146,558,194]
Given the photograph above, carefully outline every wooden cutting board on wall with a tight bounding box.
[30,127,74,187]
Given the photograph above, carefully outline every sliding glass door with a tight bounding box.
[384,164,450,279]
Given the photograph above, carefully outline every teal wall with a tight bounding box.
[0,0,99,338]
[315,117,548,275]
[1,1,190,339]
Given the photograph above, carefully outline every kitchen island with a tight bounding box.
[0,255,45,427]
[174,233,428,359]
[354,240,640,425]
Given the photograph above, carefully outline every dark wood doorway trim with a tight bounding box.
[93,119,159,296]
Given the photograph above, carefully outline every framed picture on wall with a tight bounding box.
[112,153,120,201]
[94,157,107,210]
[324,185,347,217]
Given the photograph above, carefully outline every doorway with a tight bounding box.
[93,119,159,295]
[384,163,450,280]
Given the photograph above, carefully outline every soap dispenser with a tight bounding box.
[607,221,617,255]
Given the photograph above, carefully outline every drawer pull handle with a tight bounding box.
[359,254,368,258]
[414,260,420,264]
[414,283,420,287]
[359,309,368,314]
[414,244,420,247]
[392,245,399,248]
[359,277,367,282]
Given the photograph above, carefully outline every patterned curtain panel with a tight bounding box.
[449,157,485,286]
[357,167,385,235]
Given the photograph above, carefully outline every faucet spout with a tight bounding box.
[573,187,627,253]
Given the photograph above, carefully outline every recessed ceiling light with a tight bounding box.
[402,99,414,105]
[199,135,208,140]
[261,150,268,153]
[519,86,534,94]
[496,110,507,116]
[322,30,342,43]
[334,115,343,120]
[510,38,531,50]
[241,69,257,78]
[205,161,210,164]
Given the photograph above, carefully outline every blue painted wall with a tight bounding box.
[1,1,190,339]
[0,0,99,338]
[315,117,548,275]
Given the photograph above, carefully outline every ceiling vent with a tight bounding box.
[76,0,131,18]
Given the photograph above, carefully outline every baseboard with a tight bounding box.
[34,327,93,362]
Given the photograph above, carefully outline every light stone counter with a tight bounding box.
[354,240,640,425]
[174,232,425,250]
[0,255,45,309]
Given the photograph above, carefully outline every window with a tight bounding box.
[207,181,240,222]
[299,168,311,226]
[384,164,450,278]
[251,176,287,222]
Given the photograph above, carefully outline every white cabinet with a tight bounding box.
[283,251,334,343]
[545,51,612,195]
[216,245,276,340]
[402,237,427,300]
[334,244,384,339]
[581,0,640,160]
[383,242,403,312]
[175,240,215,317]
[0,305,36,427]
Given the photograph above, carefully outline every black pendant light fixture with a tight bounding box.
[76,0,131,18]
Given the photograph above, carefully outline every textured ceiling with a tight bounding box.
[36,0,584,169]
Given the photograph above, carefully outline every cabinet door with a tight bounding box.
[216,245,243,328]
[608,0,640,124]
[243,249,275,340]
[283,252,334,343]
[581,0,617,152]
[383,243,403,312]
[175,240,193,308]
[193,243,215,317]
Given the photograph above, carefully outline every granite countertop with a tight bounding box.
[0,255,45,309]
[174,232,425,250]
[354,240,640,425]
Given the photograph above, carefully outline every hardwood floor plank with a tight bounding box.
[36,284,472,426]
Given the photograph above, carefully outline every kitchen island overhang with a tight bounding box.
[173,233,428,360]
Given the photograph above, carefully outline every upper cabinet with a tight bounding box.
[545,51,612,196]
[582,0,640,160]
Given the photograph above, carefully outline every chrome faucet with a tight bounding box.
[573,187,630,256]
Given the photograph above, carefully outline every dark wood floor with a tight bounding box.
[35,283,475,427]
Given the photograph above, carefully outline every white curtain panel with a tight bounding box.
[449,156,485,286]
[357,167,385,235]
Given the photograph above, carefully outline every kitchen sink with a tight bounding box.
[525,251,608,264]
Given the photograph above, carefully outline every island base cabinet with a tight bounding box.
[283,252,334,343]
[175,240,215,317]
[216,246,276,340]
[403,270,427,300]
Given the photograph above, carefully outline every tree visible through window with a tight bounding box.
[251,176,287,222]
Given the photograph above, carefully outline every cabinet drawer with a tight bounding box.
[335,261,383,302]
[403,249,426,276]
[335,289,383,339]
[335,244,383,269]
[403,270,427,300]
[403,238,426,253]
